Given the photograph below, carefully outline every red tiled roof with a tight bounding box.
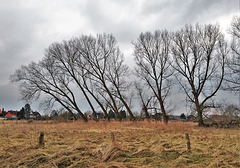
[7,111,18,115]
[4,111,18,118]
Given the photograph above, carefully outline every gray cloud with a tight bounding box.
[0,2,47,83]
[0,84,22,110]
[184,0,238,23]
[0,0,239,113]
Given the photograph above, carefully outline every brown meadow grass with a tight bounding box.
[0,120,239,167]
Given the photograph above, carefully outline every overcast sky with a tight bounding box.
[0,0,239,114]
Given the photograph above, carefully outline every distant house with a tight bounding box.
[87,114,93,120]
[96,112,104,120]
[87,112,105,120]
[5,111,18,119]
[171,115,187,121]
[169,114,195,122]
[150,113,163,121]
[0,108,42,120]
[187,115,196,121]
[31,111,41,120]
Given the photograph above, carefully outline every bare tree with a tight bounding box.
[104,46,136,121]
[10,60,83,121]
[135,82,152,121]
[81,74,110,121]
[45,40,99,121]
[76,34,135,121]
[218,103,240,118]
[171,24,228,126]
[13,34,135,122]
[74,34,121,120]
[223,16,240,92]
[76,61,110,121]
[133,30,174,123]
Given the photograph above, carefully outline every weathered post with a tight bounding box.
[185,133,191,151]
[111,132,116,145]
[39,132,45,148]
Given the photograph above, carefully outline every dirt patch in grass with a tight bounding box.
[131,147,155,158]
[160,150,181,161]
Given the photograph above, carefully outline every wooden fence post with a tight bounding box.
[111,132,116,145]
[39,132,45,148]
[185,133,191,151]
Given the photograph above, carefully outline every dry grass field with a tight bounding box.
[0,120,239,168]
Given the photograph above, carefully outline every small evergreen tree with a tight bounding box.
[24,104,31,119]
[18,107,25,119]
[180,113,186,120]
[120,110,127,119]
[108,110,115,119]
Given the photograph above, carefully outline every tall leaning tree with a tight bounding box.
[172,24,228,126]
[75,34,135,121]
[133,30,174,123]
[104,45,136,121]
[45,40,99,121]
[74,34,122,120]
[223,16,240,92]
[10,59,87,121]
[135,82,154,121]
[70,37,110,121]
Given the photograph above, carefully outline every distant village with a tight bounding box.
[1,103,238,124]
[0,103,195,122]
[0,104,41,120]
[0,108,41,120]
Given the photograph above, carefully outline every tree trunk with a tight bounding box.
[195,97,205,127]
[158,96,168,124]
[82,79,110,121]
[88,90,110,121]
[77,110,88,122]
[54,97,83,121]
[103,82,122,121]
[162,114,168,124]
[197,109,205,126]
[79,85,98,122]
[68,110,77,120]
[142,105,150,121]
[118,93,136,121]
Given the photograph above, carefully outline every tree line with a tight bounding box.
[11,16,240,126]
